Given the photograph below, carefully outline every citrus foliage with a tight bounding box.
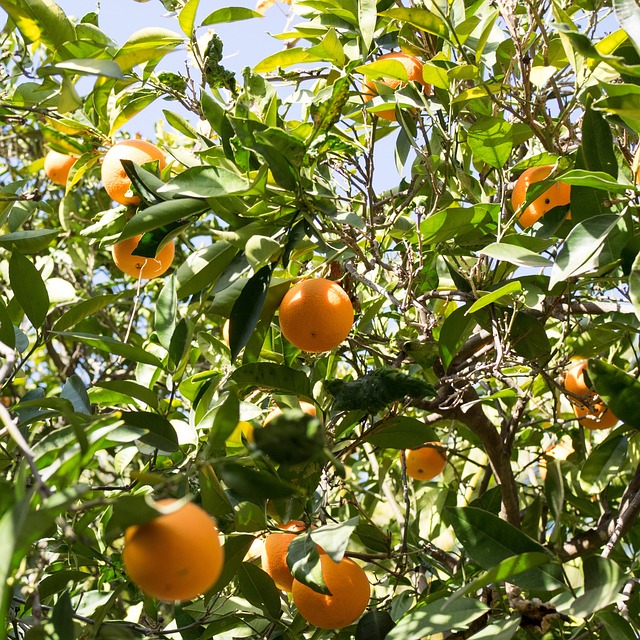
[1,0,640,638]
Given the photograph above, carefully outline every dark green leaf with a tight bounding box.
[0,229,59,253]
[158,166,250,198]
[176,241,238,299]
[93,380,158,409]
[0,298,15,349]
[356,610,395,640]
[569,556,626,618]
[121,411,179,452]
[237,562,281,618]
[105,495,165,543]
[209,535,255,594]
[155,274,177,350]
[580,434,628,493]
[218,463,299,499]
[365,416,437,449]
[445,507,565,592]
[287,532,329,594]
[9,251,49,327]
[597,611,638,640]
[229,264,274,361]
[53,293,121,332]
[509,312,551,360]
[438,304,475,371]
[60,375,91,415]
[52,332,163,367]
[51,591,74,640]
[230,363,311,397]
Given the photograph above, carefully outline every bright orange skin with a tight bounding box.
[563,360,618,430]
[633,147,640,185]
[512,165,571,228]
[263,400,317,427]
[279,278,354,353]
[404,442,447,481]
[101,139,166,205]
[261,520,309,592]
[122,499,224,602]
[363,52,431,122]
[44,150,77,186]
[291,555,370,629]
[573,401,619,431]
[112,234,175,280]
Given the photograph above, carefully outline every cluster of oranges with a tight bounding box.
[44,139,174,281]
[261,520,370,629]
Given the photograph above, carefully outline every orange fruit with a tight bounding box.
[112,235,175,280]
[278,278,354,352]
[122,499,224,602]
[263,400,317,427]
[362,52,431,121]
[261,520,309,592]
[222,319,230,346]
[633,146,640,184]
[44,150,77,186]
[562,360,618,430]
[563,360,594,403]
[539,437,574,481]
[511,165,571,228]
[101,139,166,205]
[404,443,446,481]
[291,554,370,629]
[573,400,619,431]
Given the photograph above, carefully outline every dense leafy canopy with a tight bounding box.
[2,0,640,638]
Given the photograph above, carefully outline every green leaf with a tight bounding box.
[479,242,552,268]
[113,28,183,72]
[105,494,166,542]
[588,359,640,429]
[0,0,76,52]
[121,411,179,452]
[0,298,15,349]
[0,229,59,253]
[466,281,522,314]
[199,464,234,521]
[43,58,123,79]
[420,206,495,245]
[356,611,395,640]
[210,535,255,593]
[155,274,177,350]
[379,7,449,40]
[218,463,300,499]
[445,507,565,592]
[52,332,163,368]
[446,553,552,605]
[365,416,437,449]
[569,556,627,618]
[310,517,359,563]
[253,48,325,74]
[52,293,121,332]
[229,264,274,361]
[549,215,625,288]
[9,251,49,327]
[358,0,377,51]
[580,433,628,493]
[202,7,263,25]
[465,616,521,640]
[178,0,200,35]
[93,380,158,409]
[629,250,640,322]
[509,312,551,360]
[561,169,629,192]
[467,117,513,168]
[51,590,74,640]
[592,83,640,132]
[60,375,91,415]
[119,198,209,241]
[287,532,329,594]
[597,611,638,640]
[245,236,281,270]
[387,598,489,640]
[614,0,640,56]
[158,166,250,198]
[230,363,311,397]
[176,241,238,299]
[237,563,281,618]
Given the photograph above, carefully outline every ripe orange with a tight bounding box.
[263,400,317,427]
[261,520,309,592]
[278,278,354,352]
[122,499,224,602]
[512,165,571,228]
[562,360,618,430]
[291,554,370,629]
[573,400,619,431]
[101,139,166,205]
[404,443,446,481]
[633,146,640,184]
[112,235,175,280]
[44,150,77,186]
[362,52,431,122]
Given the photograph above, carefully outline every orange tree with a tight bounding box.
[2,0,640,638]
